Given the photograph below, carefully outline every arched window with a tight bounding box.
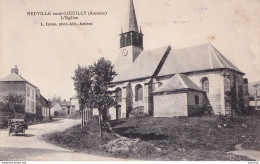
[126,33,131,46]
[135,84,143,101]
[120,35,125,48]
[224,77,231,92]
[201,77,209,92]
[115,88,122,102]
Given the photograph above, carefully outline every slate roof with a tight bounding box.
[0,72,37,88]
[113,46,171,82]
[153,74,202,93]
[59,101,71,107]
[0,73,27,82]
[158,43,242,77]
[125,0,139,32]
[113,43,243,83]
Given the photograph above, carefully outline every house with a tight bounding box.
[248,81,260,110]
[70,94,80,115]
[50,100,71,117]
[108,0,249,119]
[50,102,62,117]
[0,66,37,121]
[36,89,50,120]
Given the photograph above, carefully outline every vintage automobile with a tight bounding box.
[8,119,28,136]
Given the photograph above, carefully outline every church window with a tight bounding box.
[132,33,138,45]
[195,95,199,105]
[201,77,209,92]
[126,33,131,46]
[120,35,125,48]
[115,87,122,103]
[135,84,143,101]
[224,77,231,92]
[138,35,143,47]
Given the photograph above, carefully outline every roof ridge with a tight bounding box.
[177,74,188,88]
[142,45,171,52]
[211,45,235,70]
[209,44,224,68]
[16,73,28,81]
[207,43,214,69]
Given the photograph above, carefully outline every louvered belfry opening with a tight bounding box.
[119,0,143,49]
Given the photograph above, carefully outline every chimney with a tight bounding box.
[11,65,19,74]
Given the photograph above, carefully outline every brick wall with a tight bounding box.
[154,92,188,117]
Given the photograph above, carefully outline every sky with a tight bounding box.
[0,0,260,100]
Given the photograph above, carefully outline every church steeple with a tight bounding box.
[126,0,139,32]
[119,0,143,62]
[120,0,143,49]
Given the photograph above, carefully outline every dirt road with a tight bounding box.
[0,119,119,161]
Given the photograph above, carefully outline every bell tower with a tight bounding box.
[119,0,143,62]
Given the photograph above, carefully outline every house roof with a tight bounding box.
[0,73,26,82]
[70,94,77,99]
[158,43,243,77]
[113,46,171,82]
[0,72,37,88]
[59,101,71,106]
[153,73,202,93]
[51,101,61,108]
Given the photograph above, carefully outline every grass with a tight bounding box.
[42,121,118,156]
[41,116,260,160]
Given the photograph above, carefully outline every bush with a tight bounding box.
[131,106,145,117]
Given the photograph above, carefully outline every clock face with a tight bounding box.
[122,49,128,56]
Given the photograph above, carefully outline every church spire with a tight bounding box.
[119,0,143,53]
[126,0,139,32]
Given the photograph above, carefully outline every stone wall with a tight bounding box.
[187,71,224,115]
[187,91,205,116]
[110,69,247,119]
[155,69,247,115]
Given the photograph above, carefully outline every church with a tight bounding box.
[108,0,249,120]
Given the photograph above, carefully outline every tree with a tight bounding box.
[50,95,62,102]
[72,65,93,131]
[0,93,25,114]
[72,57,117,137]
[91,57,117,137]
